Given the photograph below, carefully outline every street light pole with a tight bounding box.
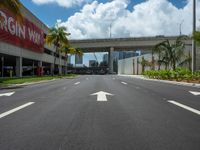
[109,23,112,38]
[179,20,184,35]
[192,0,196,73]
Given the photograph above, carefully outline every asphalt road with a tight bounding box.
[0,75,199,150]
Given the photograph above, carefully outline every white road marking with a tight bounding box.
[91,91,113,101]
[189,91,200,96]
[74,82,80,85]
[0,102,35,119]
[121,82,127,85]
[0,92,15,97]
[168,100,200,115]
[113,78,115,80]
[86,78,89,80]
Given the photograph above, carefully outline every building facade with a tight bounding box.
[0,5,67,77]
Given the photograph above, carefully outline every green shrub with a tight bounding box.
[143,68,199,81]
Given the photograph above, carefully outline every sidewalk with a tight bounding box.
[118,74,200,88]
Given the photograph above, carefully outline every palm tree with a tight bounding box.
[140,56,150,74]
[153,36,187,70]
[60,44,83,75]
[0,0,23,23]
[153,42,166,70]
[45,25,70,75]
[179,51,192,70]
[193,31,200,44]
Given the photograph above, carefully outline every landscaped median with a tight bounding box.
[0,74,77,88]
[143,68,200,83]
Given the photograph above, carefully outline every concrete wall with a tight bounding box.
[197,46,200,70]
[118,54,152,75]
[118,57,134,75]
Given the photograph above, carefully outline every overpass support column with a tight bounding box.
[109,47,114,74]
[16,56,22,77]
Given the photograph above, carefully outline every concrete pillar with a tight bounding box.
[58,54,62,75]
[32,61,35,76]
[16,56,22,77]
[50,63,54,75]
[38,61,42,67]
[109,47,114,74]
[1,56,4,77]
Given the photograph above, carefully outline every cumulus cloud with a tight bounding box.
[32,0,91,8]
[57,0,200,39]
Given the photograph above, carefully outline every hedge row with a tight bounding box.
[143,68,200,82]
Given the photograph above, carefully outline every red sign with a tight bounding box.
[0,9,44,53]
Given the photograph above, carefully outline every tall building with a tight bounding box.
[89,60,97,67]
[103,54,108,63]
[75,55,83,64]
[118,51,139,60]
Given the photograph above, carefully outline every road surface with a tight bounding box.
[0,75,199,150]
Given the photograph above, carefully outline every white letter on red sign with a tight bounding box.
[0,11,8,32]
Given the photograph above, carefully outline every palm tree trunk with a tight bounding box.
[189,52,191,71]
[165,63,167,70]
[53,46,58,76]
[151,50,155,70]
[64,54,68,75]
[58,51,62,76]
[173,60,176,70]
[158,53,161,70]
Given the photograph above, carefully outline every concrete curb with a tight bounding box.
[118,75,200,88]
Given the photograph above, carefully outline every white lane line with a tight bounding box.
[168,100,200,115]
[121,82,127,85]
[0,102,35,119]
[0,92,15,97]
[189,91,200,96]
[74,82,80,85]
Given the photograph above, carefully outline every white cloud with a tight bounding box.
[57,0,200,39]
[32,0,90,8]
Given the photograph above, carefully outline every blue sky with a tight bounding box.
[20,0,187,27]
[19,0,199,66]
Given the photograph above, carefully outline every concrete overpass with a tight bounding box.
[70,36,194,73]
[70,36,192,52]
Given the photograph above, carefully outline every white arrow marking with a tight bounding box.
[189,91,200,96]
[0,102,35,119]
[0,92,15,97]
[91,91,113,101]
[121,82,127,85]
[74,82,80,85]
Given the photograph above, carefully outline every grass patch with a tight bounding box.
[0,74,77,87]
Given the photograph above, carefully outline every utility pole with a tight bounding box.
[192,0,196,73]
